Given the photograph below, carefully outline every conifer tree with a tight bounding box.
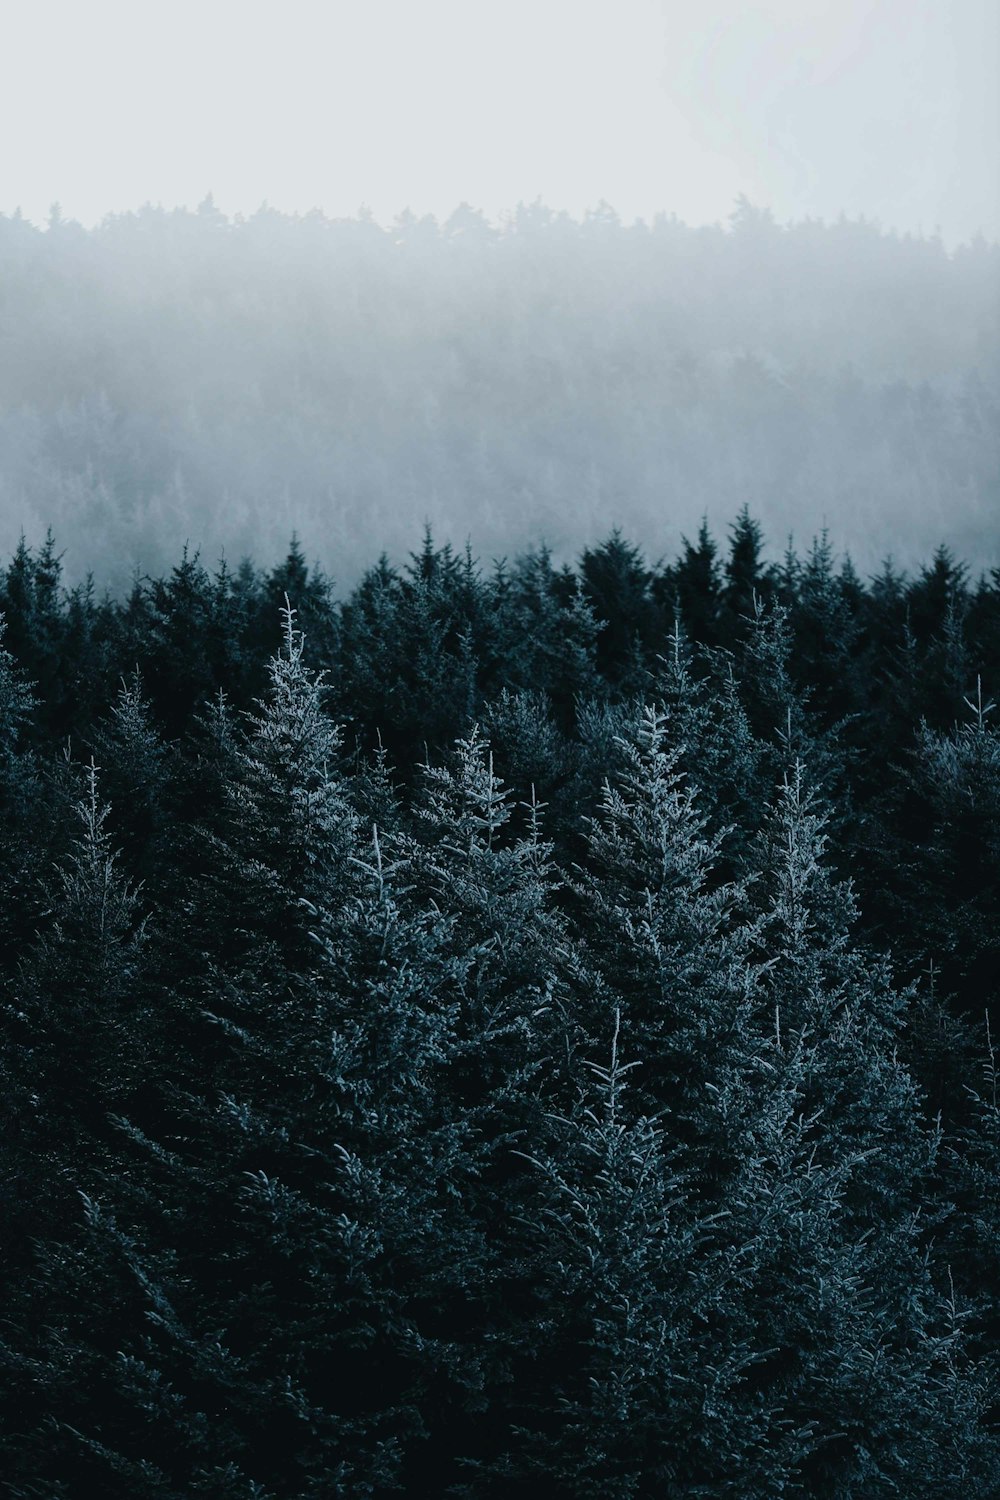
[87,669,171,882]
[0,522,997,1495]
[1,762,158,1497]
[576,700,761,1132]
[498,545,601,719]
[892,680,1000,1015]
[481,686,576,827]
[579,531,662,686]
[664,515,722,645]
[554,710,998,1492]
[410,724,567,1093]
[723,505,772,634]
[143,548,221,735]
[487,1014,781,1498]
[176,599,357,1006]
[8,761,151,1162]
[734,591,849,821]
[739,760,999,1494]
[791,531,862,722]
[946,1018,1000,1353]
[337,535,483,757]
[0,615,40,968]
[0,533,67,730]
[653,619,766,853]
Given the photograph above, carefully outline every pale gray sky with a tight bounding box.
[3,0,997,244]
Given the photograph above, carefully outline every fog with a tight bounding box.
[0,201,996,586]
[5,9,1000,1492]
[0,1,997,585]
[5,1,998,245]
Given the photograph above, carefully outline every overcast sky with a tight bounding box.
[3,0,997,245]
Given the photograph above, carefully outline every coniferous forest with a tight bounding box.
[2,515,999,1495]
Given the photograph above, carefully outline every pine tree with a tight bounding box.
[498,545,601,721]
[337,535,484,758]
[1,764,160,1496]
[579,531,662,686]
[664,515,722,646]
[1,523,998,1495]
[486,1013,782,1498]
[576,700,761,1135]
[653,618,766,855]
[8,761,151,1163]
[945,1016,1000,1355]
[734,591,850,822]
[739,761,999,1494]
[722,505,772,635]
[0,532,67,732]
[895,680,1000,1016]
[410,724,568,1097]
[175,599,358,1006]
[0,615,40,969]
[87,669,171,882]
[791,531,863,723]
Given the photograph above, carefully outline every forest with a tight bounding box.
[0,200,997,586]
[2,512,999,1495]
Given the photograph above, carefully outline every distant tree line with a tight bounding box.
[2,512,999,1495]
[0,198,996,583]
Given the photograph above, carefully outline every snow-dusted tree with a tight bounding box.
[482,1014,787,1498]
[411,723,569,1091]
[531,706,1000,1493]
[173,600,358,1015]
[577,701,761,1140]
[736,759,999,1494]
[9,761,151,1153]
[896,679,1000,1016]
[86,669,171,882]
[1,762,162,1497]
[653,619,766,853]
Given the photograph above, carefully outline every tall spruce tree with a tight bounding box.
[0,615,40,969]
[738,761,999,1494]
[482,1012,783,1498]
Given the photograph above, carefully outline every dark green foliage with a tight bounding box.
[723,504,773,629]
[2,517,999,1495]
[0,616,42,967]
[664,517,723,645]
[579,531,662,685]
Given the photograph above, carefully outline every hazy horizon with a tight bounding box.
[2,200,995,587]
[1,1,997,586]
[11,197,1000,253]
[5,0,998,249]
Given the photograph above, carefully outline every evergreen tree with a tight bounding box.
[0,521,997,1495]
[887,679,1000,1016]
[579,531,662,687]
[722,505,772,634]
[174,599,357,1004]
[488,1013,775,1498]
[7,760,151,1172]
[740,762,998,1494]
[0,615,41,968]
[87,669,172,882]
[0,533,67,732]
[576,700,761,1131]
[664,515,722,645]
[498,545,601,721]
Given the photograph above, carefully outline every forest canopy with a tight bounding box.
[2,516,999,1494]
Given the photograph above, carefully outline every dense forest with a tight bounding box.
[2,512,999,1495]
[0,200,997,585]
